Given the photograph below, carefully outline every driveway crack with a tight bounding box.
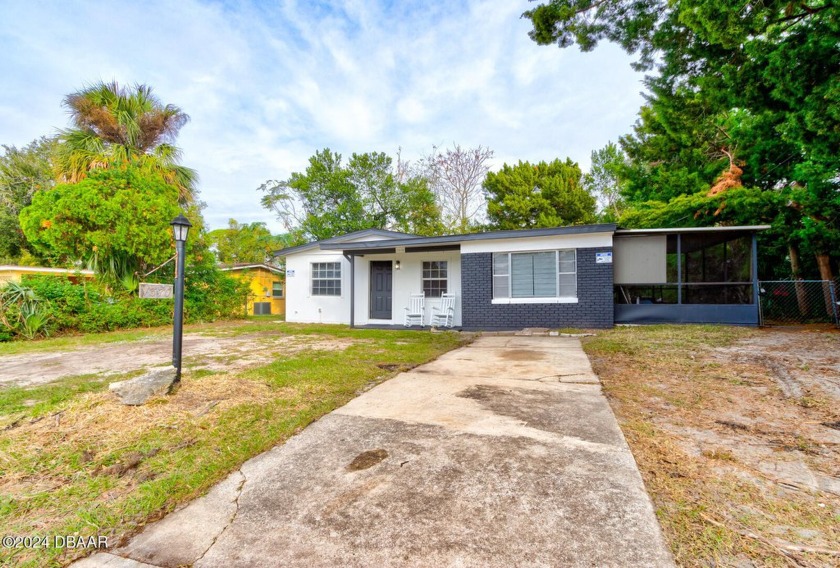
[503,374,599,384]
[193,469,246,566]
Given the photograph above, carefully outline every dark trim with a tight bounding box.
[343,254,355,328]
[405,244,461,253]
[677,234,682,304]
[343,247,397,256]
[615,304,759,325]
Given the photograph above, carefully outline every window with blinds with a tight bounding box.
[492,250,576,299]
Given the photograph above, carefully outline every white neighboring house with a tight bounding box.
[274,224,769,329]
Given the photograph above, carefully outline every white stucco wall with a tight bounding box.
[284,249,351,324]
[355,250,461,326]
[283,248,461,326]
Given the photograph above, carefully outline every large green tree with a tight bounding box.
[525,0,839,279]
[207,219,287,264]
[259,149,443,242]
[19,167,182,284]
[484,159,596,230]
[55,81,197,203]
[0,137,56,261]
[583,142,628,221]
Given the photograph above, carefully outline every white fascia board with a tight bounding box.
[460,232,613,254]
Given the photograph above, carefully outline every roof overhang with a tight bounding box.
[219,264,284,274]
[615,225,770,235]
[323,224,617,253]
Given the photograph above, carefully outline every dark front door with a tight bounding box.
[369,261,393,320]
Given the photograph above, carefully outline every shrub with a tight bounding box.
[18,267,247,338]
[0,281,52,340]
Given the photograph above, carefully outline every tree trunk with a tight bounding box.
[816,253,835,317]
[789,243,808,316]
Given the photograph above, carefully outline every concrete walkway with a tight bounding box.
[73,336,674,568]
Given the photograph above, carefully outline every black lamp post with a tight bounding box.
[170,213,192,382]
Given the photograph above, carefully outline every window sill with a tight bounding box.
[491,297,578,305]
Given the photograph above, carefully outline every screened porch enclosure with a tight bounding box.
[613,227,763,325]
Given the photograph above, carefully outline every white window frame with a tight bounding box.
[311,262,341,296]
[272,281,284,298]
[422,261,448,298]
[492,249,578,304]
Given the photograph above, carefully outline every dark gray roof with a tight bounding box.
[320,224,617,251]
[273,228,418,257]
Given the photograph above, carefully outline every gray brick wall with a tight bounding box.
[460,248,614,330]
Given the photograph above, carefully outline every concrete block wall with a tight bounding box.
[460,248,614,330]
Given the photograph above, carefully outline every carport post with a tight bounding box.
[676,234,682,304]
[344,253,355,328]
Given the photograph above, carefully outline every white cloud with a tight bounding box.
[0,0,646,234]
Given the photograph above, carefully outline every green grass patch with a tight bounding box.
[0,322,465,567]
[0,326,172,356]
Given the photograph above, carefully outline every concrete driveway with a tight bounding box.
[74,335,674,568]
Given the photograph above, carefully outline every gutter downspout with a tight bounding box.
[344,253,355,328]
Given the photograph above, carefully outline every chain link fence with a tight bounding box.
[759,280,840,326]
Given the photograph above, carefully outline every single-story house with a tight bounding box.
[219,263,285,316]
[273,224,768,330]
[0,265,95,285]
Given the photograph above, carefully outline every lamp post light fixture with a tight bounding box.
[170,213,192,382]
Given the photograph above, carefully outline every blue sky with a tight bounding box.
[0,0,645,233]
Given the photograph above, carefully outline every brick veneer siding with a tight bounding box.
[460,248,614,330]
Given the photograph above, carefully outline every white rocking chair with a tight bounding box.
[430,293,456,328]
[404,292,425,327]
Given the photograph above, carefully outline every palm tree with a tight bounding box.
[55,81,197,202]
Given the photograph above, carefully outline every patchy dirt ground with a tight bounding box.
[701,329,840,497]
[585,326,840,567]
[0,327,360,388]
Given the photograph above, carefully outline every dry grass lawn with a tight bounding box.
[583,325,840,567]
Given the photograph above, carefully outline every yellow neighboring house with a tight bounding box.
[0,265,95,285]
[220,263,285,316]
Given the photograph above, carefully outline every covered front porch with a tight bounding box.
[324,242,462,328]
